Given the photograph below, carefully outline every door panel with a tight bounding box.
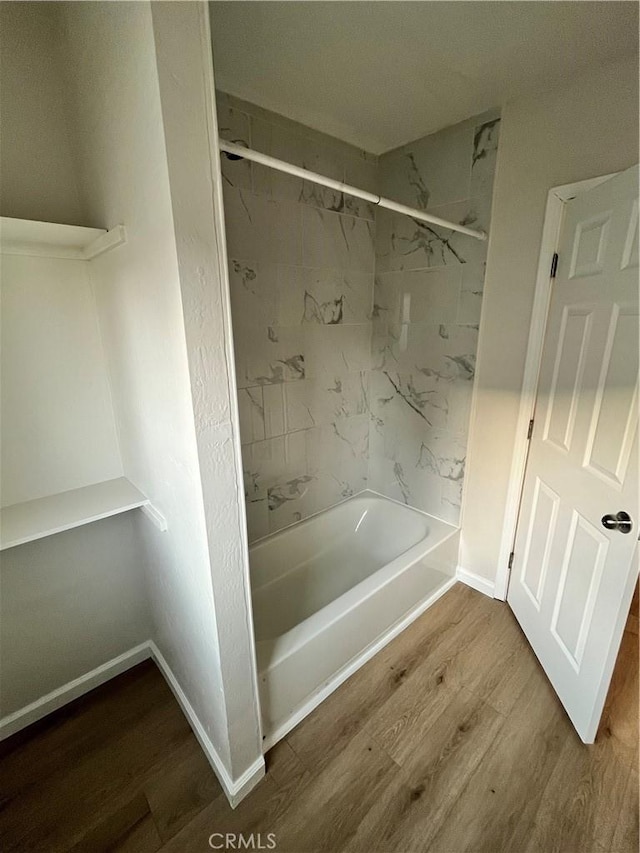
[520,478,560,610]
[584,305,639,485]
[550,510,608,671]
[543,306,593,452]
[621,198,638,270]
[508,164,639,743]
[568,210,612,278]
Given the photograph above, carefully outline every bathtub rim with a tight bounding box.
[248,487,455,551]
[260,573,458,751]
[253,492,459,670]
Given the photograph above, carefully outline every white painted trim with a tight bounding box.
[0,643,152,741]
[494,173,619,601]
[456,565,496,598]
[0,477,149,551]
[261,576,457,751]
[82,224,127,260]
[0,216,106,259]
[139,502,168,532]
[0,218,126,261]
[0,638,265,808]
[148,642,265,807]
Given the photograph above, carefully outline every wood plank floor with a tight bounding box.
[1,583,637,852]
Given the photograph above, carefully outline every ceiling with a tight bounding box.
[210,1,638,154]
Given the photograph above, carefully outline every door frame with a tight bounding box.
[494,173,619,601]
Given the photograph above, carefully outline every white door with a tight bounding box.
[508,165,639,743]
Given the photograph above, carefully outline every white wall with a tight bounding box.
[0,514,151,716]
[150,2,263,781]
[0,5,151,724]
[55,0,262,787]
[0,2,83,225]
[1,254,122,507]
[461,55,639,586]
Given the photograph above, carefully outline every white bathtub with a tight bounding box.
[250,490,459,747]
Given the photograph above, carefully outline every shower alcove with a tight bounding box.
[214,87,501,744]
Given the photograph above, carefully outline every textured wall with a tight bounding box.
[218,92,377,541]
[57,0,236,773]
[152,3,263,784]
[369,111,500,523]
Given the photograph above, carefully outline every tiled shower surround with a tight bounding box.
[218,92,377,541]
[217,91,499,540]
[371,110,500,523]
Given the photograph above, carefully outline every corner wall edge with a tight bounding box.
[456,565,496,598]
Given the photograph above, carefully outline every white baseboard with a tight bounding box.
[0,642,152,741]
[0,639,264,809]
[456,565,496,598]
[262,575,458,751]
[147,641,264,807]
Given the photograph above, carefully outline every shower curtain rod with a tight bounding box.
[219,140,487,241]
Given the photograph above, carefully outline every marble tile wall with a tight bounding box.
[217,92,377,541]
[219,90,500,538]
[370,110,501,523]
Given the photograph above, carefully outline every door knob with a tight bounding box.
[601,511,633,534]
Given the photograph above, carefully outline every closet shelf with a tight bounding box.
[0,217,126,261]
[0,478,149,550]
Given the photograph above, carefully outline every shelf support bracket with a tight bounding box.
[83,225,127,261]
[140,503,168,533]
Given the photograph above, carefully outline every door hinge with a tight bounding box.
[550,252,559,278]
[527,418,534,440]
[508,551,515,569]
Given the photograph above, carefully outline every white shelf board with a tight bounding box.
[0,478,149,550]
[0,217,126,260]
